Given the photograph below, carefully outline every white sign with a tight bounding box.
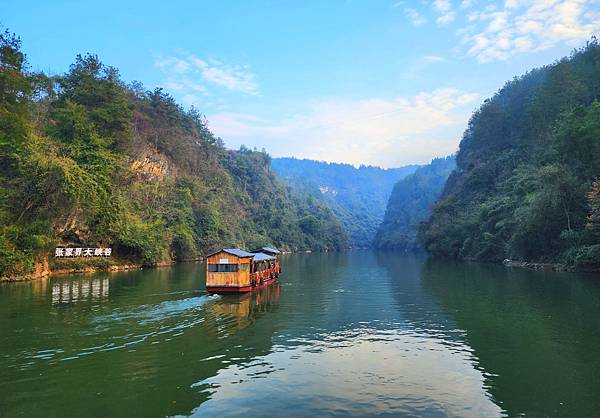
[55,247,112,257]
[219,258,229,264]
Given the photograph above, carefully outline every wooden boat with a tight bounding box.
[205,247,281,293]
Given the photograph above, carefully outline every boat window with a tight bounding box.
[208,264,239,273]
[240,263,249,272]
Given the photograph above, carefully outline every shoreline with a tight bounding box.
[5,252,595,283]
[0,248,333,283]
[501,259,571,272]
[0,257,204,283]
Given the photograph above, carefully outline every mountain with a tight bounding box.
[419,40,600,270]
[271,158,419,247]
[0,31,347,278]
[374,156,455,251]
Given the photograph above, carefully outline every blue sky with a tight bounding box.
[3,0,600,167]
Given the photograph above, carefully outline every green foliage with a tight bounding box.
[0,29,31,176]
[49,256,112,271]
[587,179,600,240]
[0,28,347,277]
[55,54,133,144]
[112,213,169,265]
[223,148,348,252]
[574,244,600,270]
[374,156,455,251]
[420,40,600,268]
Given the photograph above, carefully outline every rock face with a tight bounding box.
[129,154,169,180]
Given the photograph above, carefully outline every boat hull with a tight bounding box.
[206,275,278,294]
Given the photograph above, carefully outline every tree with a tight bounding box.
[0,29,31,177]
[587,179,600,240]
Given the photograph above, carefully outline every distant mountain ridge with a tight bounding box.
[374,156,455,251]
[271,157,419,247]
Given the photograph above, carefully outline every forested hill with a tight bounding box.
[271,158,419,247]
[419,40,600,270]
[374,156,455,251]
[0,30,347,278]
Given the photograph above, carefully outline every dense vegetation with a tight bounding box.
[419,40,600,270]
[0,30,347,278]
[271,158,418,247]
[374,156,455,251]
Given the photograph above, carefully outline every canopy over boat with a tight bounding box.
[251,246,280,255]
[252,252,276,261]
[206,248,254,258]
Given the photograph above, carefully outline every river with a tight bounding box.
[1,252,599,417]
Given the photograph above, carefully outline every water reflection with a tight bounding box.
[51,276,109,304]
[419,259,600,417]
[192,252,502,417]
[205,283,281,335]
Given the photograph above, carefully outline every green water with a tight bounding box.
[1,252,600,417]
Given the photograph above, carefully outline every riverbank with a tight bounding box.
[6,251,591,283]
[0,249,318,282]
[0,257,204,283]
[502,259,571,272]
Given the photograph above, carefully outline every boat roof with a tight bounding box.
[252,252,276,261]
[251,246,280,254]
[207,248,254,258]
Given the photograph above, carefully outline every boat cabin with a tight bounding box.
[206,248,281,293]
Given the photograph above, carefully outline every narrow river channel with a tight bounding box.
[1,252,599,417]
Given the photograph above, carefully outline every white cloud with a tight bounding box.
[401,55,449,79]
[189,57,258,95]
[404,8,428,26]
[430,0,458,25]
[433,0,453,13]
[422,55,447,62]
[437,11,456,24]
[207,88,479,167]
[460,0,600,63]
[155,54,258,103]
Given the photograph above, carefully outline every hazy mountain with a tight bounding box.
[375,156,455,251]
[272,158,419,247]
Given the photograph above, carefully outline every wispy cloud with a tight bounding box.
[401,54,449,79]
[432,0,456,25]
[459,0,600,63]
[155,54,258,105]
[422,55,447,62]
[432,0,452,13]
[404,8,428,26]
[188,57,258,95]
[436,12,456,25]
[207,88,479,167]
